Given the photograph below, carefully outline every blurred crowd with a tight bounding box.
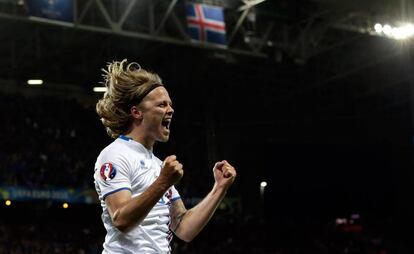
[0,92,392,253]
[174,213,391,254]
[0,213,391,254]
[0,222,102,254]
[1,93,108,189]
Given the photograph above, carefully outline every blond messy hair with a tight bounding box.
[96,59,163,138]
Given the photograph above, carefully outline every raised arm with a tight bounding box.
[105,155,183,233]
[170,160,236,242]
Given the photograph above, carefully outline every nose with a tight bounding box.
[167,104,174,116]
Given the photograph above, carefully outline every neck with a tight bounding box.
[124,128,154,151]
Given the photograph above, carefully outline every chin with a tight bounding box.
[158,135,170,142]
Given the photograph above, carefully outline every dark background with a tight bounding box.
[1,0,414,253]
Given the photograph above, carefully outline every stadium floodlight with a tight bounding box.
[394,24,414,40]
[259,181,267,200]
[382,24,392,36]
[27,79,43,85]
[93,87,107,92]
[374,23,383,33]
[392,27,407,39]
[374,22,414,40]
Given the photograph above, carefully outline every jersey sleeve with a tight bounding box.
[170,185,181,202]
[94,152,132,200]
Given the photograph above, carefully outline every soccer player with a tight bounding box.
[94,59,237,253]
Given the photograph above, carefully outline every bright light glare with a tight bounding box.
[260,181,267,187]
[93,87,107,92]
[393,24,414,40]
[62,202,69,209]
[383,24,392,35]
[373,22,414,40]
[27,79,43,85]
[392,27,405,39]
[374,23,382,33]
[5,200,11,206]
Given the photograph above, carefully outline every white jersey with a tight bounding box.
[94,135,181,254]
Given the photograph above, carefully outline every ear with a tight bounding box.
[131,106,143,120]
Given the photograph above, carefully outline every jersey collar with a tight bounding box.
[118,135,153,158]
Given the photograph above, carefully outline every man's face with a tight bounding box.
[139,86,174,142]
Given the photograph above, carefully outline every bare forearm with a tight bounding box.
[109,155,183,232]
[173,160,236,242]
[176,184,227,241]
[112,180,169,232]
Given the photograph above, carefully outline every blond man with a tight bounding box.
[94,60,236,253]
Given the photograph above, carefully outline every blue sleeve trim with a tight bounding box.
[170,196,181,202]
[103,187,132,200]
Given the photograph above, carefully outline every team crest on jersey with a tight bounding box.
[100,163,116,181]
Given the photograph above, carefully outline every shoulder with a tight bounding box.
[98,140,122,160]
[95,139,134,171]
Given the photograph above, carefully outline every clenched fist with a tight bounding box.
[158,155,184,187]
[213,160,236,190]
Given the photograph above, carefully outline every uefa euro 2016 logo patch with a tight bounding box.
[100,163,116,181]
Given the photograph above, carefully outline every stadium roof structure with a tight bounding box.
[0,0,412,82]
[0,0,413,146]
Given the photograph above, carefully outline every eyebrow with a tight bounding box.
[159,99,173,106]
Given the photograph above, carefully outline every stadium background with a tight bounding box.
[1,0,414,253]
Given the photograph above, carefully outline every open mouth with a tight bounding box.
[161,119,171,130]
